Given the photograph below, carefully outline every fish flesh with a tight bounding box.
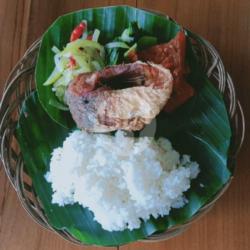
[65,61,173,132]
[137,31,195,112]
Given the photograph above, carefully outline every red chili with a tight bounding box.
[87,34,93,40]
[68,56,76,68]
[70,22,86,42]
[127,51,138,62]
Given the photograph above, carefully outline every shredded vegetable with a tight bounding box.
[119,22,135,43]
[51,46,60,54]
[43,21,105,105]
[124,43,137,58]
[49,98,69,111]
[105,42,130,49]
[92,29,100,42]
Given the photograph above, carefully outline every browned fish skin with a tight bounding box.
[65,61,173,132]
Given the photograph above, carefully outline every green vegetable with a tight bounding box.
[137,36,158,50]
[91,60,103,71]
[120,24,134,43]
[73,55,92,71]
[92,29,100,42]
[106,47,122,65]
[51,46,60,54]
[49,98,69,111]
[43,68,61,86]
[105,41,130,49]
[124,43,137,58]
[123,22,143,41]
[42,38,105,111]
[64,39,104,53]
[55,85,66,103]
[106,21,147,65]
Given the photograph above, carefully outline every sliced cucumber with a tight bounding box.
[124,43,137,58]
[43,68,61,86]
[105,41,130,49]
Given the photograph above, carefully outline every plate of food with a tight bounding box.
[0,5,245,247]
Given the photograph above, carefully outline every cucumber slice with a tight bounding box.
[43,68,61,86]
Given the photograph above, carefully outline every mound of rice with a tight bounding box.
[45,130,199,232]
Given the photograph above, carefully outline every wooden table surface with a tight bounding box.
[0,1,249,250]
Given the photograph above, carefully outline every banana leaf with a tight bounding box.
[16,5,233,246]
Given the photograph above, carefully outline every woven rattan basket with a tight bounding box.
[0,19,245,247]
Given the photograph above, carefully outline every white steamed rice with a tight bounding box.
[45,130,199,232]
